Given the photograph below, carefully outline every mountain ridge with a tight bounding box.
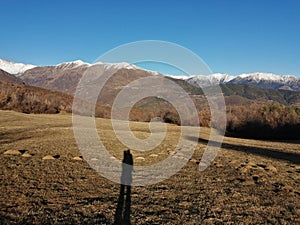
[176,72,300,91]
[0,69,24,84]
[0,58,299,92]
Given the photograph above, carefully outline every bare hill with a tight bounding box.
[0,69,24,84]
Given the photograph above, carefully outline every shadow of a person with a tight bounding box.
[114,150,133,225]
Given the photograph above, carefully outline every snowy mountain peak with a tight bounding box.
[0,58,36,75]
[55,60,141,71]
[236,72,299,83]
[182,72,300,91]
[238,72,283,81]
[205,73,235,83]
[56,59,90,66]
[184,73,235,87]
[167,73,235,82]
[210,73,235,82]
[94,61,140,71]
[55,60,91,70]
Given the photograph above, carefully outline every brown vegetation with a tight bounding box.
[0,81,73,114]
[226,103,300,139]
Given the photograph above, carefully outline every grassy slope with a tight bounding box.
[0,110,299,224]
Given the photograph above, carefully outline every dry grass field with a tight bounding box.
[0,110,299,224]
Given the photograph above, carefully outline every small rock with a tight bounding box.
[73,156,83,161]
[189,159,198,163]
[21,153,32,157]
[3,150,22,155]
[150,154,158,157]
[135,157,145,161]
[42,155,55,160]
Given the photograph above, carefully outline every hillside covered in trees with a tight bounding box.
[0,81,73,114]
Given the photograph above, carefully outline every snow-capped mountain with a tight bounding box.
[228,72,300,91]
[177,72,300,91]
[94,61,160,75]
[0,58,146,75]
[55,60,91,70]
[15,59,162,95]
[53,60,142,71]
[1,57,300,92]
[53,60,161,77]
[184,73,235,87]
[0,58,36,75]
[99,61,139,70]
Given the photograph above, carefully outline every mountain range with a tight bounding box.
[0,57,300,110]
[170,72,300,91]
[1,58,299,92]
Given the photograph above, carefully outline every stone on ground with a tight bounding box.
[73,156,83,161]
[3,150,22,155]
[21,153,32,157]
[42,155,56,160]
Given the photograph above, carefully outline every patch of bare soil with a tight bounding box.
[0,110,299,224]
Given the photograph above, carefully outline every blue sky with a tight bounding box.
[1,0,300,76]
